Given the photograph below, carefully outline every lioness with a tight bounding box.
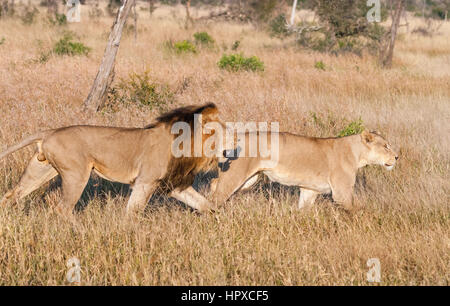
[211,130,398,210]
[0,103,222,216]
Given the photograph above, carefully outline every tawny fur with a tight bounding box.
[211,130,398,211]
[0,103,222,216]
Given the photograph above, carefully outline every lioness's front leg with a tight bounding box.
[330,172,356,211]
[170,186,214,212]
[211,157,261,207]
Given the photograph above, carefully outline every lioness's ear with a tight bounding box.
[361,130,374,143]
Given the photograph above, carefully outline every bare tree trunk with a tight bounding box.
[149,0,157,17]
[47,0,58,17]
[184,0,193,29]
[133,0,137,44]
[0,1,7,17]
[422,0,425,18]
[289,0,298,27]
[10,0,14,16]
[403,8,409,32]
[380,0,405,68]
[83,0,135,112]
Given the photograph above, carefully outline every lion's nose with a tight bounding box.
[395,156,399,160]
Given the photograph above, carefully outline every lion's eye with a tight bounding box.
[384,144,389,149]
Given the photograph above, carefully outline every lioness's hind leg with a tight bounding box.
[298,188,318,209]
[1,153,58,206]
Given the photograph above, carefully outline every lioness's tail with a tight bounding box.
[0,130,53,161]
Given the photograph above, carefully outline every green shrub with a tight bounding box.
[310,112,364,137]
[337,37,365,56]
[37,52,51,63]
[165,40,197,54]
[193,31,214,46]
[48,13,67,26]
[172,40,197,54]
[308,111,339,136]
[107,71,174,113]
[412,0,449,20]
[315,0,374,38]
[218,54,264,72]
[431,7,447,19]
[269,14,290,38]
[106,0,122,16]
[297,26,382,56]
[245,0,279,23]
[0,37,5,46]
[21,6,39,25]
[338,118,364,137]
[53,33,91,56]
[314,60,325,70]
[231,40,240,51]
[89,2,103,19]
[294,0,387,56]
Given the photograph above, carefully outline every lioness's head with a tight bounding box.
[360,130,398,170]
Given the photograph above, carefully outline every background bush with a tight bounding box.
[338,118,365,137]
[53,33,91,56]
[107,71,175,113]
[218,53,264,72]
[165,39,197,54]
[269,13,290,38]
[193,31,215,46]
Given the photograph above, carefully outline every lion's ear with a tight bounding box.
[205,112,219,122]
[361,130,374,143]
[201,105,219,122]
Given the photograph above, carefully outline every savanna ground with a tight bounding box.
[0,2,449,285]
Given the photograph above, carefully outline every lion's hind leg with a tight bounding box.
[1,153,58,206]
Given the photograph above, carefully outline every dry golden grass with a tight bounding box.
[0,4,448,285]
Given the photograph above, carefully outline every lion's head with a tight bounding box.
[146,102,224,192]
[360,130,398,170]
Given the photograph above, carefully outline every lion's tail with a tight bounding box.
[0,130,53,161]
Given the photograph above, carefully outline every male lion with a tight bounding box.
[211,130,398,210]
[0,103,222,216]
